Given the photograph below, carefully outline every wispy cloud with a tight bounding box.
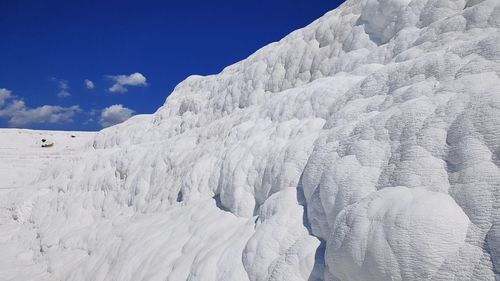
[85,79,95,90]
[51,78,71,98]
[107,72,147,93]
[0,88,81,127]
[99,104,135,127]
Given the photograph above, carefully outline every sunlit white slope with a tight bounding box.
[0,129,94,193]
[0,129,94,281]
[2,0,500,280]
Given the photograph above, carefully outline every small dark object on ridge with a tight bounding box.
[41,139,46,143]
[71,135,76,138]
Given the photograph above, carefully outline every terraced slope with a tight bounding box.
[1,0,499,280]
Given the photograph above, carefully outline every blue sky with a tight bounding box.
[0,0,342,131]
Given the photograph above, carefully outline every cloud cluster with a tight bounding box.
[99,104,135,127]
[85,79,95,90]
[1,71,146,128]
[108,72,147,93]
[0,88,81,127]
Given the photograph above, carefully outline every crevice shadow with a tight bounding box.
[296,175,326,281]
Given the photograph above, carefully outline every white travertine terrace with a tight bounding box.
[1,0,499,280]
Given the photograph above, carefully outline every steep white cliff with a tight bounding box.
[1,0,499,280]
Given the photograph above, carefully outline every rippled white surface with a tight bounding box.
[1,0,499,279]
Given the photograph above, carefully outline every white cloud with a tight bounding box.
[51,78,71,98]
[0,88,81,127]
[108,72,147,93]
[0,88,12,107]
[85,79,95,90]
[7,105,81,127]
[99,104,135,127]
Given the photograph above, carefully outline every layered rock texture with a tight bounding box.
[1,0,499,280]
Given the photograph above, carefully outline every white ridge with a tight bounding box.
[1,0,499,280]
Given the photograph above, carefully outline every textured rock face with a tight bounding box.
[1,0,500,280]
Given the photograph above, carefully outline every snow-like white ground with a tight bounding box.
[0,130,95,280]
[1,0,500,280]
[0,130,94,194]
